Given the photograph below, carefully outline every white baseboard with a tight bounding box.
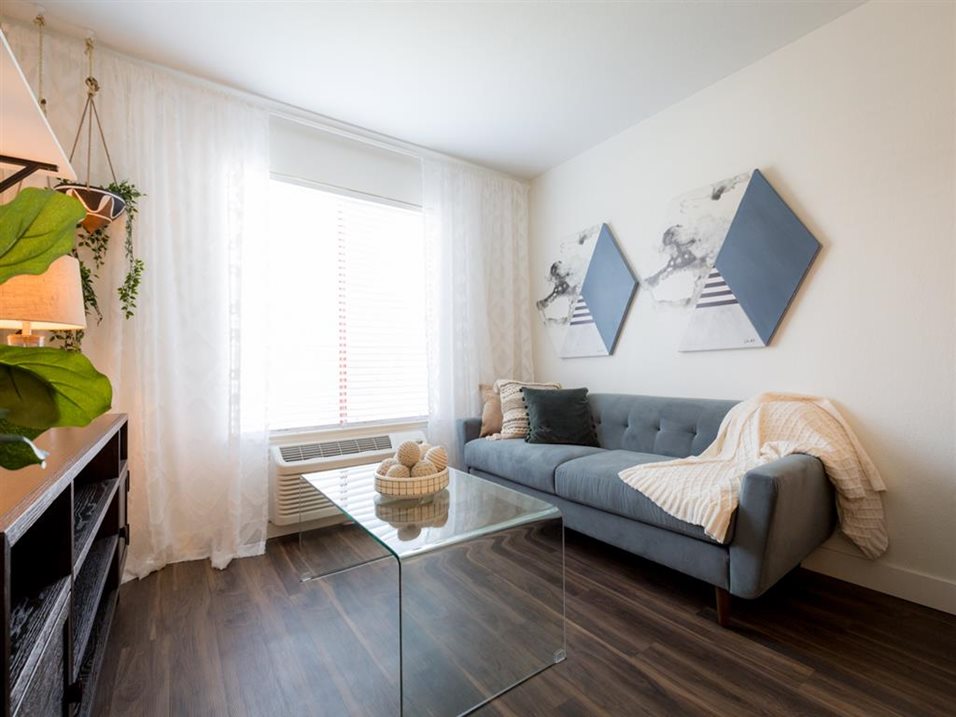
[802,546,956,615]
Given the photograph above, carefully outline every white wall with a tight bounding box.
[529,1,956,613]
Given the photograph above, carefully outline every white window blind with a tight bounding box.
[267,179,428,431]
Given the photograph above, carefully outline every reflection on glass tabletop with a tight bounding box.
[301,464,560,559]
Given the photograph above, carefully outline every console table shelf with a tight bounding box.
[72,535,119,677]
[9,577,70,700]
[73,589,118,717]
[73,478,120,574]
[0,414,129,716]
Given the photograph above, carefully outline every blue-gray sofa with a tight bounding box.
[457,393,836,626]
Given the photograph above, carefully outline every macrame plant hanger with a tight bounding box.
[54,35,126,233]
[34,13,46,117]
[32,12,55,192]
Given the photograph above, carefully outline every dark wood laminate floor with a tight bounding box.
[93,526,956,716]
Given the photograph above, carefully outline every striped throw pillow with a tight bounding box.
[494,379,561,439]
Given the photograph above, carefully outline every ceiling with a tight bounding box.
[2,1,862,178]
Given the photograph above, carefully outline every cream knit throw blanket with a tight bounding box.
[618,393,888,559]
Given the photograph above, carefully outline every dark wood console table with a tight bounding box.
[0,414,129,716]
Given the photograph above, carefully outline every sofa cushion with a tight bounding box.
[589,394,737,457]
[524,387,599,447]
[495,379,561,439]
[478,383,502,437]
[463,438,602,494]
[554,450,733,544]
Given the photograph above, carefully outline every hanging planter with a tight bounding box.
[54,183,125,233]
[53,38,127,231]
[35,30,145,349]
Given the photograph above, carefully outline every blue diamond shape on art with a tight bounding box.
[715,169,821,345]
[579,224,638,354]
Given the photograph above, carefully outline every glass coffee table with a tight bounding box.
[299,464,566,716]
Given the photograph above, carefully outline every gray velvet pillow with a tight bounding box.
[523,387,599,447]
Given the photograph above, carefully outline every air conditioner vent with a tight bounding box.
[279,434,393,464]
[269,428,425,526]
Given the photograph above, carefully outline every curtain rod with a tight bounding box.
[0,15,528,186]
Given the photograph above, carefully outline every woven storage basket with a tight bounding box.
[374,467,449,498]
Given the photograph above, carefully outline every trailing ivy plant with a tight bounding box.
[114,180,145,319]
[52,180,145,350]
[0,188,113,469]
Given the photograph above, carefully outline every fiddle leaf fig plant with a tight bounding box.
[0,417,47,471]
[0,188,85,283]
[0,346,112,427]
[0,364,59,428]
[0,188,113,470]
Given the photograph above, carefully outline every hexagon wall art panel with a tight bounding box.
[537,223,637,358]
[679,169,822,351]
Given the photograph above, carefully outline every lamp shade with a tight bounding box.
[0,256,87,331]
[0,31,75,181]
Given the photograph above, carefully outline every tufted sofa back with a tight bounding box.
[589,393,737,457]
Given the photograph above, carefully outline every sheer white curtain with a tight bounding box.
[5,24,270,576]
[423,159,534,465]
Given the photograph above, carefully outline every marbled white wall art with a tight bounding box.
[680,169,821,352]
[537,223,637,358]
[638,172,752,306]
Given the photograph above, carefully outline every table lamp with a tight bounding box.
[0,255,87,347]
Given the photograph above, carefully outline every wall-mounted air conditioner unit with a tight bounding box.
[269,429,426,527]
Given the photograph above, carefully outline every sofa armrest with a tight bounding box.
[456,418,482,467]
[729,454,836,599]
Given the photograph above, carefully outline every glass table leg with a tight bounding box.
[297,476,391,581]
[399,516,565,716]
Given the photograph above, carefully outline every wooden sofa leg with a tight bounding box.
[715,587,732,627]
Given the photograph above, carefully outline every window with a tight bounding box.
[266,179,428,431]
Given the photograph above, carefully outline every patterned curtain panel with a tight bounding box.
[422,159,533,465]
[4,23,271,578]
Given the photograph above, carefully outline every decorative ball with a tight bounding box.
[378,458,399,475]
[397,441,421,467]
[386,464,411,478]
[425,446,448,471]
[397,525,422,540]
[411,460,437,477]
[418,442,433,460]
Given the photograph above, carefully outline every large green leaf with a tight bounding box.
[0,188,85,284]
[0,419,47,470]
[0,365,58,427]
[0,345,111,428]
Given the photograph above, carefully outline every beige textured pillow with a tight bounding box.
[479,384,502,437]
[495,379,561,439]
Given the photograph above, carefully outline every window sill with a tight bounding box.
[269,417,428,445]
